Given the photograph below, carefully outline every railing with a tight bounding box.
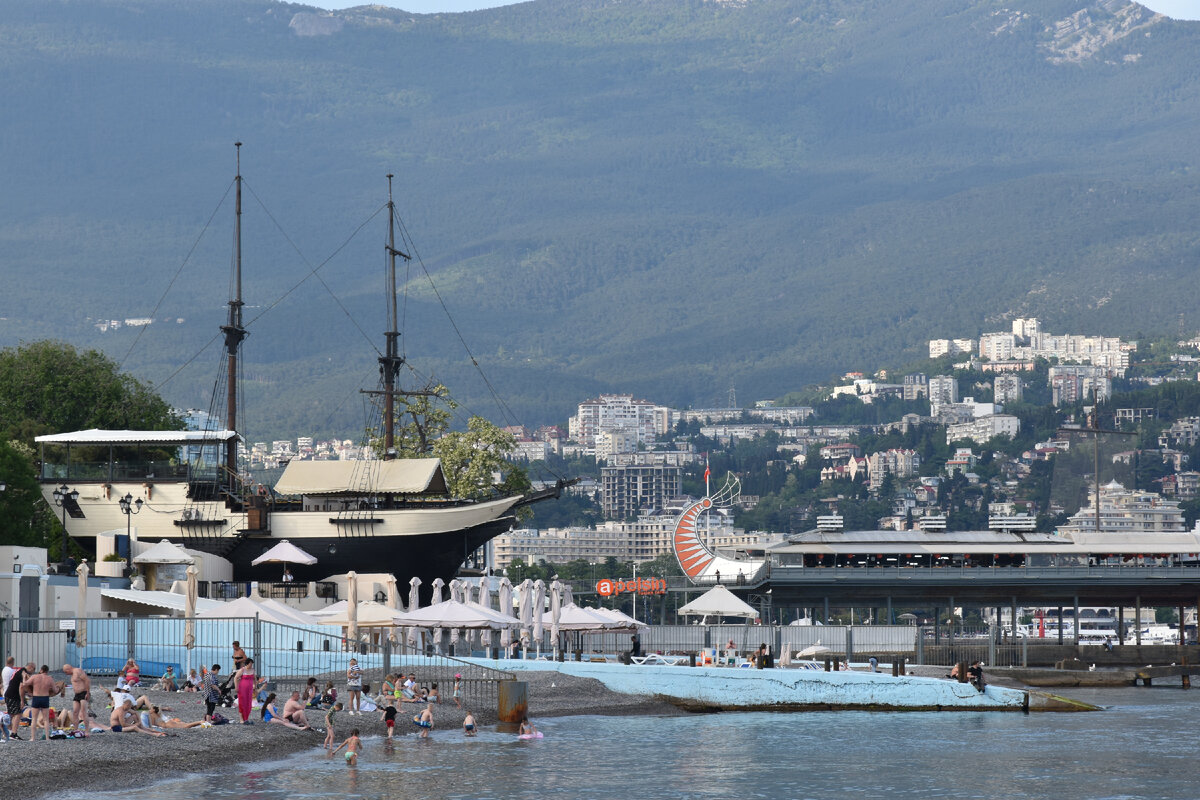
[766,562,1200,581]
[0,615,514,715]
[39,460,200,482]
[256,581,339,601]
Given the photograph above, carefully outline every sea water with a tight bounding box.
[87,687,1198,800]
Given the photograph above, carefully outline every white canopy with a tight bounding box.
[100,588,222,614]
[539,603,618,632]
[250,540,318,566]
[677,585,758,620]
[273,459,448,496]
[197,596,304,624]
[35,429,238,445]
[132,539,195,565]
[591,606,649,630]
[312,599,399,627]
[394,599,518,630]
[254,598,326,627]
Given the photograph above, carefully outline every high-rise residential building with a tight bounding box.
[600,461,681,519]
[928,338,975,359]
[979,332,1016,361]
[993,375,1024,404]
[927,376,959,411]
[568,394,673,448]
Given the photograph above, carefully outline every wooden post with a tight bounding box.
[956,661,968,683]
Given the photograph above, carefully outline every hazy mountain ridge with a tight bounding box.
[1,0,1199,439]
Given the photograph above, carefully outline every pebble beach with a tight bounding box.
[1,670,682,798]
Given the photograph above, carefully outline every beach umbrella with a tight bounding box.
[798,643,832,658]
[311,600,399,627]
[386,575,400,644]
[75,562,89,650]
[518,579,532,648]
[407,576,422,648]
[393,598,517,629]
[476,581,493,650]
[563,582,573,607]
[449,580,464,646]
[250,539,317,567]
[550,579,563,657]
[431,577,445,604]
[347,571,359,644]
[184,565,198,678]
[532,580,545,649]
[499,578,513,651]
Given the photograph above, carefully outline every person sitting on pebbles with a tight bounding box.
[109,699,166,736]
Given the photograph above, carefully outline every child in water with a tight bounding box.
[381,698,398,739]
[323,702,343,750]
[413,703,434,738]
[332,728,362,765]
[462,710,476,737]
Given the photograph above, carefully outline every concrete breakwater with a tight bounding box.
[475,659,1098,712]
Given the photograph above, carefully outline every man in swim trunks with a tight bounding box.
[21,665,63,743]
[108,699,165,736]
[282,690,311,728]
[413,702,434,738]
[64,664,92,735]
[4,661,33,740]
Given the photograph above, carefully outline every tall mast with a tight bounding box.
[380,174,410,459]
[221,142,247,483]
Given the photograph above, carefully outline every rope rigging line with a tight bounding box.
[119,179,235,371]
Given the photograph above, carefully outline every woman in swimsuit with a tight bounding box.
[230,658,256,724]
[148,706,205,729]
[260,693,309,729]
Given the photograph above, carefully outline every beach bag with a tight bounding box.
[211,712,229,725]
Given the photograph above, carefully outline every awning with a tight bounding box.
[35,429,239,445]
[100,588,222,614]
[273,459,448,496]
[678,585,758,619]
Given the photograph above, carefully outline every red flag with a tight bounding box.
[704,457,711,484]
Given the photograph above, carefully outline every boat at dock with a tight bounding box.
[36,154,561,593]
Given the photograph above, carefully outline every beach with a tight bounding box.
[1,671,682,798]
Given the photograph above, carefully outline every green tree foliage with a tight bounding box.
[0,440,59,549]
[432,415,530,500]
[0,340,179,445]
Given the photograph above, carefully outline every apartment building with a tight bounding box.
[600,462,682,519]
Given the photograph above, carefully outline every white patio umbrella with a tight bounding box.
[255,598,324,626]
[498,578,513,652]
[393,598,517,629]
[407,576,422,648]
[798,643,832,658]
[347,571,359,644]
[541,603,617,632]
[592,606,648,630]
[474,581,492,651]
[430,577,445,604]
[311,600,399,627]
[449,580,463,647]
[532,579,545,653]
[563,582,574,607]
[549,579,563,657]
[75,562,89,650]
[250,539,318,566]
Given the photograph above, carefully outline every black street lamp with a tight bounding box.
[51,483,79,563]
[118,492,144,574]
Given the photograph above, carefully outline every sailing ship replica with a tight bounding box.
[36,148,562,588]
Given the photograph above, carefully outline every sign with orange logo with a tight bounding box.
[596,577,667,596]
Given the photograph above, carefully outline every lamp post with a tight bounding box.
[118,492,143,575]
[51,483,79,564]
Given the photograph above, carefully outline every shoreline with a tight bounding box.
[3,671,682,799]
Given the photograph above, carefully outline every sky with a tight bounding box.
[310,1,1200,19]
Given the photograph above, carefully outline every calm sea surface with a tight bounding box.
[87,687,1197,800]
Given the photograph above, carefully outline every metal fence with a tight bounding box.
[0,616,513,713]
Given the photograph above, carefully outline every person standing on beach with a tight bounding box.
[231,640,247,671]
[323,701,343,749]
[64,664,91,736]
[22,665,63,743]
[200,665,222,721]
[346,657,362,715]
[229,657,257,723]
[4,661,32,740]
[452,674,462,708]
[332,728,362,764]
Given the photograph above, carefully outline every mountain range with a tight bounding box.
[2,0,1199,440]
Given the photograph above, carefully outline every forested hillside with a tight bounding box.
[2,0,1199,439]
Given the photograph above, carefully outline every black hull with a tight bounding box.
[198,515,517,606]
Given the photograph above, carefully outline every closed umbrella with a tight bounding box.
[550,579,563,658]
[532,580,545,654]
[407,576,422,648]
[430,577,445,604]
[75,562,89,650]
[517,579,532,652]
[498,578,513,652]
[563,582,573,607]
[449,580,463,648]
[475,581,492,651]
[184,565,198,678]
[386,575,400,644]
[347,571,359,645]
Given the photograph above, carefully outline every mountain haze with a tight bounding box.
[2,0,1199,439]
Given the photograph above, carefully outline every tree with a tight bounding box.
[0,340,179,445]
[369,384,456,458]
[432,416,530,500]
[0,439,59,549]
